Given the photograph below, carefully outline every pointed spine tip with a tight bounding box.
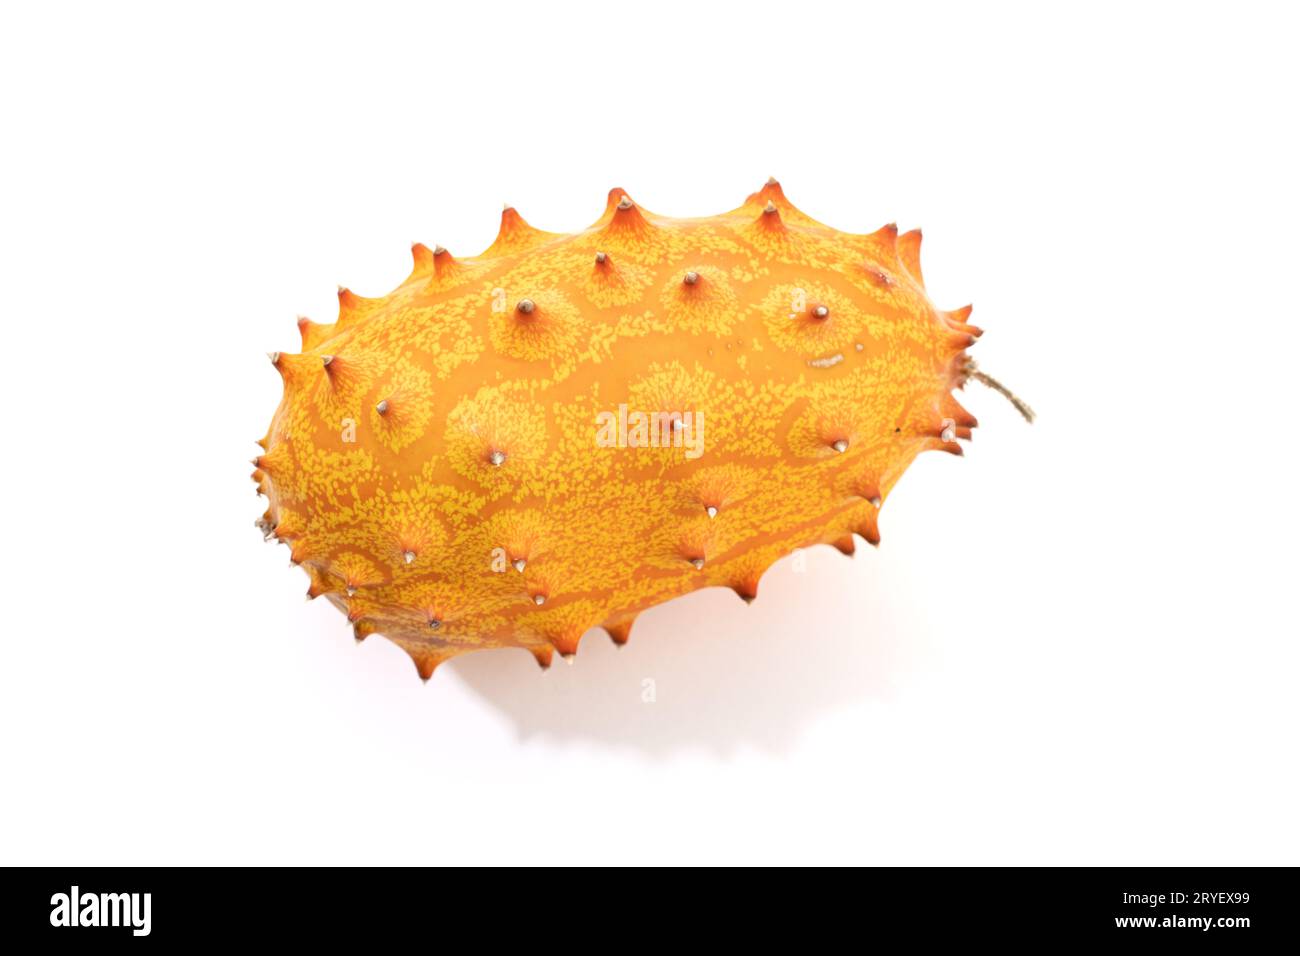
[410,242,434,270]
[414,656,438,682]
[755,200,786,233]
[605,619,634,646]
[295,315,321,348]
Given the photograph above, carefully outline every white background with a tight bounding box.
[1,1,1296,865]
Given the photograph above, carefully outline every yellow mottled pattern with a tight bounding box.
[255,181,981,680]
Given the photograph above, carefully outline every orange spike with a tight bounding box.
[751,176,810,222]
[596,187,630,224]
[922,434,964,457]
[850,474,882,506]
[832,535,856,557]
[746,200,791,245]
[941,394,979,429]
[550,630,582,658]
[897,229,924,287]
[944,331,978,354]
[530,645,554,671]
[269,350,317,388]
[272,510,304,540]
[943,305,982,339]
[303,564,340,599]
[296,315,329,350]
[266,351,288,381]
[854,511,881,547]
[337,285,360,319]
[600,194,654,241]
[604,617,635,646]
[255,443,291,477]
[857,222,899,265]
[409,647,445,682]
[742,176,788,211]
[408,242,434,278]
[430,244,461,281]
[336,286,384,329]
[485,205,555,257]
[321,352,364,390]
[732,577,760,604]
[871,222,899,248]
[499,204,527,231]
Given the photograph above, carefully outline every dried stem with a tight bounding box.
[964,361,1035,424]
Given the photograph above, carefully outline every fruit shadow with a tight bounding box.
[448,544,909,757]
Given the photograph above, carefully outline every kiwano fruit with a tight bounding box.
[253,180,1029,680]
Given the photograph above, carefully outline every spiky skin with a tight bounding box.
[254,180,983,681]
